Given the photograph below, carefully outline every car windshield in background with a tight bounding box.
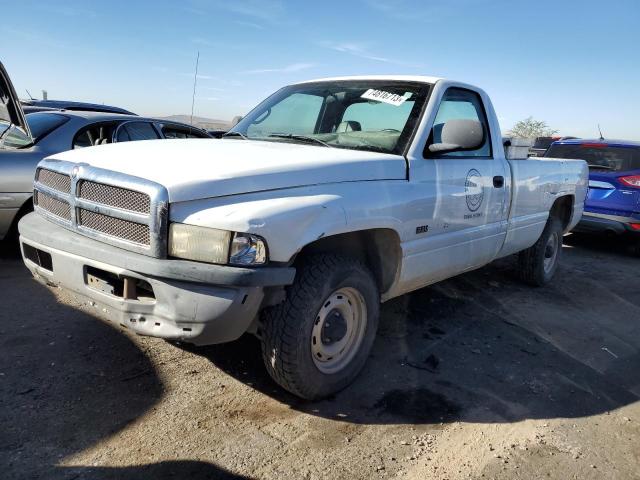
[533,137,556,149]
[229,81,431,155]
[546,143,640,171]
[0,112,69,149]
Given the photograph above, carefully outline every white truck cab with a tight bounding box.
[18,76,588,399]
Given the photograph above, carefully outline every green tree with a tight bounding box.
[507,117,558,138]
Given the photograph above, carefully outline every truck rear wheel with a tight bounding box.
[260,254,379,400]
[517,216,563,286]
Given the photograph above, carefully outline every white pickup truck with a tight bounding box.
[18,75,588,399]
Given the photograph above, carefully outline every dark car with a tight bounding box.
[20,99,136,115]
[545,139,640,237]
[529,136,577,157]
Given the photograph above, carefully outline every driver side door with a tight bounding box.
[428,88,507,271]
[400,87,507,290]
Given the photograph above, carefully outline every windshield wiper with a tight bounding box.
[587,164,614,170]
[268,133,333,148]
[222,131,248,140]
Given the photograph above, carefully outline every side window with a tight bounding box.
[428,88,491,158]
[71,122,117,148]
[162,126,186,139]
[116,122,160,142]
[246,93,323,137]
[73,129,92,148]
[72,122,117,148]
[161,125,209,139]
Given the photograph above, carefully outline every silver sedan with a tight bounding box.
[0,110,211,241]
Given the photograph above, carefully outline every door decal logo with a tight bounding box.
[465,169,483,212]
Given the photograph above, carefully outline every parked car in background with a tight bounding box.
[529,136,559,157]
[545,139,640,237]
[529,136,577,157]
[0,62,211,242]
[21,99,136,115]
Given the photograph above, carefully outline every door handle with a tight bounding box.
[493,176,504,188]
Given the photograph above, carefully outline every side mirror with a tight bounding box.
[230,115,243,127]
[428,119,484,154]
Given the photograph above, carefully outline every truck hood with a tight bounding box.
[48,138,406,202]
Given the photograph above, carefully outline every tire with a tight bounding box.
[517,216,563,286]
[1,203,31,257]
[260,254,380,400]
[626,234,640,256]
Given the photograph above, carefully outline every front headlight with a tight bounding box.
[168,223,267,266]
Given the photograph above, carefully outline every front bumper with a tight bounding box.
[18,213,296,345]
[575,212,640,236]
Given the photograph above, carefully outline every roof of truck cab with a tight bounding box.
[295,75,443,85]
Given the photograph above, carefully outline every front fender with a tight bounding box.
[170,180,410,264]
[169,189,349,262]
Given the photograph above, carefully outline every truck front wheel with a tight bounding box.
[260,254,379,400]
[517,216,563,286]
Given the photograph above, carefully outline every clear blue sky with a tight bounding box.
[4,0,639,139]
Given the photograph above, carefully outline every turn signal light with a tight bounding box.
[619,176,640,188]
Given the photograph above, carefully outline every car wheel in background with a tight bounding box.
[2,200,33,254]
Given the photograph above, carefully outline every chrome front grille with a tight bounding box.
[33,160,168,257]
[78,209,150,245]
[78,180,151,214]
[34,190,72,221]
[36,168,71,193]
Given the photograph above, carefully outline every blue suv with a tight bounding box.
[545,139,640,237]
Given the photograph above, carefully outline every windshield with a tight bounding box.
[546,143,640,171]
[1,112,69,149]
[532,137,556,149]
[229,81,431,155]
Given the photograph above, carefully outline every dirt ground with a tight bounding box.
[1,233,639,480]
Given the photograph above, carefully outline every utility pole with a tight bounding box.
[190,51,200,126]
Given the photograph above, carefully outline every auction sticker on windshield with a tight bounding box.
[361,89,408,106]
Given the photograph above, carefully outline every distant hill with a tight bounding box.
[156,115,231,131]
